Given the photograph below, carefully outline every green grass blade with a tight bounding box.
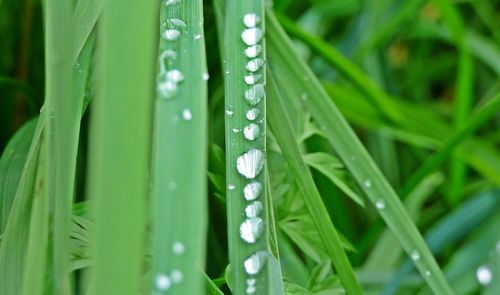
[266,11,454,294]
[224,0,275,294]
[44,0,76,290]
[20,144,49,295]
[73,0,102,62]
[87,0,157,293]
[150,0,208,294]
[401,93,500,197]
[267,71,363,294]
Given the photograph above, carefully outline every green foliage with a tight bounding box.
[0,0,499,294]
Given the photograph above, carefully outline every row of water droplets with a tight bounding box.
[228,12,267,295]
[154,1,187,293]
[154,241,185,293]
[157,0,207,123]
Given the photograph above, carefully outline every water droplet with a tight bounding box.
[244,84,265,105]
[170,269,184,284]
[164,0,181,6]
[228,184,236,190]
[202,72,210,81]
[155,273,171,290]
[172,241,185,255]
[169,18,187,28]
[245,45,262,58]
[244,123,260,141]
[410,250,420,261]
[243,13,261,28]
[158,80,178,98]
[166,69,184,83]
[159,50,177,68]
[247,278,256,286]
[246,108,261,121]
[226,106,234,116]
[246,285,256,294]
[425,270,431,277]
[246,58,265,72]
[245,201,263,218]
[244,251,268,275]
[162,29,181,41]
[240,217,264,243]
[363,179,372,188]
[375,200,386,210]
[244,74,262,85]
[300,93,308,101]
[194,34,202,40]
[241,28,263,46]
[232,128,241,133]
[236,149,265,179]
[182,109,192,121]
[476,265,492,286]
[244,181,263,201]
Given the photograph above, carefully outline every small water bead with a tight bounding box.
[476,265,492,286]
[166,69,184,83]
[244,251,268,275]
[246,108,261,121]
[246,285,256,294]
[202,72,210,81]
[243,13,261,28]
[162,29,181,41]
[164,0,181,6]
[375,200,386,210]
[193,34,202,41]
[232,128,241,133]
[244,123,260,141]
[159,50,177,65]
[182,109,193,121]
[240,217,264,243]
[425,270,431,277]
[228,184,236,190]
[172,241,185,255]
[245,201,263,218]
[363,179,372,188]
[245,45,262,58]
[170,269,184,284]
[247,278,256,286]
[155,273,172,291]
[246,58,265,72]
[236,149,265,179]
[244,84,265,105]
[226,108,234,116]
[169,18,187,28]
[410,250,421,261]
[241,28,263,46]
[244,74,262,85]
[244,181,263,201]
[158,80,178,98]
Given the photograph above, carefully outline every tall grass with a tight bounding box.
[0,0,499,294]
[150,0,208,294]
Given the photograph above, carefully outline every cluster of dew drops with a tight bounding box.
[155,241,186,293]
[226,12,267,295]
[157,0,207,123]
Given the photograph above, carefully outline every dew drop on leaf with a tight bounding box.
[244,123,260,141]
[245,201,263,218]
[245,45,262,58]
[246,108,261,121]
[244,84,265,106]
[236,149,264,179]
[245,58,265,72]
[241,28,263,46]
[476,265,492,286]
[243,13,261,28]
[244,181,263,201]
[244,251,268,275]
[240,217,264,243]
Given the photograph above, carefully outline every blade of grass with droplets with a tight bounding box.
[266,11,454,294]
[150,0,208,294]
[267,72,363,295]
[224,0,274,294]
[87,0,156,293]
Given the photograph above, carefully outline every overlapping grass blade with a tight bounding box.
[266,11,454,294]
[87,0,156,293]
[267,72,363,294]
[150,0,208,294]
